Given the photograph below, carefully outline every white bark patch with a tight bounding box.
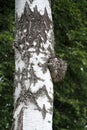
[31,0,52,20]
[24,79,30,90]
[23,104,52,130]
[15,50,25,72]
[14,83,21,103]
[15,0,52,20]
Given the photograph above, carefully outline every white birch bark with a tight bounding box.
[13,0,55,130]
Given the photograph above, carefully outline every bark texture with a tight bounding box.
[13,0,54,130]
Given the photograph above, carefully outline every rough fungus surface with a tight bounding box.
[48,56,67,83]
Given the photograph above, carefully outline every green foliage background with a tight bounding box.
[0,0,87,130]
[0,0,14,129]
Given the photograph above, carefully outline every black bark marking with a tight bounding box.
[34,85,53,105]
[14,84,53,119]
[38,63,47,73]
[48,120,51,123]
[29,64,44,86]
[29,0,33,4]
[15,1,53,55]
[14,89,42,113]
[11,108,24,130]
[48,107,53,114]
[42,104,47,119]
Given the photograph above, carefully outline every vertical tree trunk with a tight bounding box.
[13,0,54,130]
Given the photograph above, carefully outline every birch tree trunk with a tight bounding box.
[13,0,55,130]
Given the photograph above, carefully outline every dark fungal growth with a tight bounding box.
[48,56,67,83]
